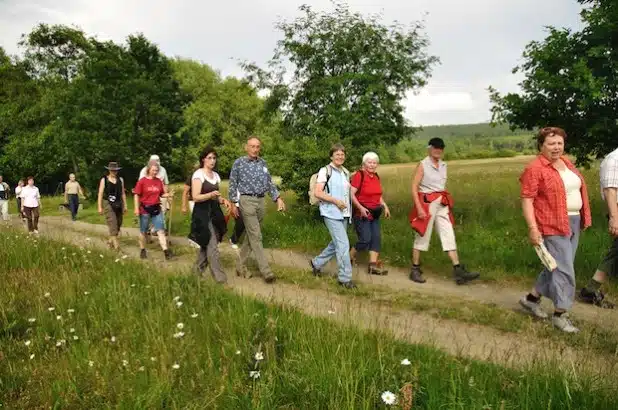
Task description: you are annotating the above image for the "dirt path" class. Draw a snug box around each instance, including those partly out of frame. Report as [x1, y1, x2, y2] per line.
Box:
[38, 216, 618, 332]
[10, 216, 618, 378]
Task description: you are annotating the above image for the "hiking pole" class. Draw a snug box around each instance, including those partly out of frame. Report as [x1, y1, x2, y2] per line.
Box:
[167, 191, 174, 246]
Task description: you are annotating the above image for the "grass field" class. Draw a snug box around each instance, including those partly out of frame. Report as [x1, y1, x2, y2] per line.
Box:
[2, 230, 618, 409]
[40, 155, 615, 288]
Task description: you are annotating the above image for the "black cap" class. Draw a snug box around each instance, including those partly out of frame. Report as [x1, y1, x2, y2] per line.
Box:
[428, 138, 445, 149]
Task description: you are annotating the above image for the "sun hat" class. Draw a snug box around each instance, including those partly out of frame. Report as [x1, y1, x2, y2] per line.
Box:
[104, 161, 122, 171]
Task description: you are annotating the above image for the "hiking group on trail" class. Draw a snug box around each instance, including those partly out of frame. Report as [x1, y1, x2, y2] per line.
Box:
[1, 129, 616, 333]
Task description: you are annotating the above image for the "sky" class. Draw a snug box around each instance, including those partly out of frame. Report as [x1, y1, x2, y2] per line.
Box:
[0, 0, 584, 126]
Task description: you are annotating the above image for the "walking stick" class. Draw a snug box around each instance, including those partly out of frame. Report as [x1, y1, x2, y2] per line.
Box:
[167, 192, 174, 246]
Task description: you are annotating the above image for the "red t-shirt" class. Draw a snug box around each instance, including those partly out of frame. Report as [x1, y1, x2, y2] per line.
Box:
[351, 170, 382, 216]
[134, 177, 164, 215]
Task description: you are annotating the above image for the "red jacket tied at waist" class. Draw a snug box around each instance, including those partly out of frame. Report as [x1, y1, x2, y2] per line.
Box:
[409, 191, 455, 236]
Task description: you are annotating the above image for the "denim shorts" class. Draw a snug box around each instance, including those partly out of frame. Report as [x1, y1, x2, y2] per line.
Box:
[139, 212, 165, 233]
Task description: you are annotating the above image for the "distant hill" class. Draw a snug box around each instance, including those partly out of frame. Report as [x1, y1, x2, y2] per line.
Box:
[411, 123, 530, 139]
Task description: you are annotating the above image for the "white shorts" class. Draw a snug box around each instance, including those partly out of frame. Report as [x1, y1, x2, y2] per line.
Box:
[413, 197, 457, 252]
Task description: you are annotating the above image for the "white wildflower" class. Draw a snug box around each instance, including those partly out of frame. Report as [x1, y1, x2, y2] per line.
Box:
[88, 360, 94, 367]
[28, 318, 36, 323]
[173, 332, 185, 339]
[176, 301, 183, 308]
[67, 309, 75, 314]
[249, 370, 260, 379]
[87, 250, 91, 254]
[99, 254, 104, 258]
[138, 366, 145, 372]
[122, 360, 128, 367]
[48, 307, 55, 312]
[254, 352, 264, 361]
[69, 328, 75, 333]
[61, 247, 66, 251]
[381, 391, 397, 406]
[121, 255, 128, 260]
[29, 353, 35, 360]
[84, 291, 90, 295]
[401, 358, 411, 366]
[190, 313, 198, 318]
[150, 357, 157, 362]
[24, 340, 31, 347]
[468, 376, 476, 387]
[86, 238, 91, 242]
[173, 296, 181, 301]
[56, 315, 62, 320]
[176, 323, 184, 330]
[44, 292, 50, 298]
[235, 350, 241, 355]
[172, 363, 180, 369]
[73, 335, 79, 340]
[130, 284, 136, 288]
[110, 336, 116, 343]
[327, 310, 335, 315]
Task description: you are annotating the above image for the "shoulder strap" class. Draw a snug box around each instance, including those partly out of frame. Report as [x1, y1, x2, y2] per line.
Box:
[356, 170, 365, 196]
[324, 165, 333, 194]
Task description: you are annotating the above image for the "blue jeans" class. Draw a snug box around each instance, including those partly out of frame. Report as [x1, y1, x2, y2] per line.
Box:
[312, 217, 352, 283]
[68, 194, 79, 220]
[353, 217, 381, 252]
[139, 212, 165, 233]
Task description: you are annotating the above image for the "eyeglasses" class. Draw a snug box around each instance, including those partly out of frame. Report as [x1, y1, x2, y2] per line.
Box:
[205, 156, 217, 160]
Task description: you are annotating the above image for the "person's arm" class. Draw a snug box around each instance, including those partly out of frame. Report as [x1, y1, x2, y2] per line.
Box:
[350, 172, 370, 218]
[520, 167, 541, 245]
[314, 168, 345, 210]
[192, 178, 220, 203]
[133, 180, 142, 216]
[64, 183, 68, 203]
[97, 178, 105, 214]
[228, 161, 239, 203]
[121, 178, 128, 213]
[411, 163, 425, 217]
[78, 183, 85, 198]
[605, 188, 618, 237]
[36, 188, 42, 210]
[380, 195, 390, 218]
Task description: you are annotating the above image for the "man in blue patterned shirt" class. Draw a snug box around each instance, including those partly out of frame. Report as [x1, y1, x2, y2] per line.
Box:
[229, 136, 286, 283]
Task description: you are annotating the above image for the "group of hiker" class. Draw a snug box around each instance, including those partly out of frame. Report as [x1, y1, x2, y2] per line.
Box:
[0, 129, 615, 334]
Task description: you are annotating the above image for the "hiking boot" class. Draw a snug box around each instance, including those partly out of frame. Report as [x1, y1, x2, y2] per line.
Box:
[519, 296, 548, 319]
[552, 314, 579, 333]
[338, 280, 357, 289]
[578, 288, 615, 309]
[164, 249, 172, 260]
[453, 265, 479, 285]
[368, 264, 388, 276]
[310, 260, 322, 277]
[140, 249, 147, 259]
[409, 265, 426, 283]
[264, 272, 276, 284]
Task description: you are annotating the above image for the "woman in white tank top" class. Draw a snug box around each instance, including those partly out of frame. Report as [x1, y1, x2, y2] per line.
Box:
[409, 138, 480, 285]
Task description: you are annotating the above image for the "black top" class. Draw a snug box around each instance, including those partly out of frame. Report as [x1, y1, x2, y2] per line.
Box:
[103, 176, 123, 205]
[189, 176, 227, 248]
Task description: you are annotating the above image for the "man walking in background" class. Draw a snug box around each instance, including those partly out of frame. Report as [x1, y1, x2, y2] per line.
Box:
[0, 175, 10, 223]
[229, 136, 286, 283]
[579, 147, 618, 309]
[64, 173, 85, 221]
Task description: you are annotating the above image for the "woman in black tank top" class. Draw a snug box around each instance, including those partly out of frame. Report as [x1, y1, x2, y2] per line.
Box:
[97, 162, 127, 251]
[189, 147, 231, 284]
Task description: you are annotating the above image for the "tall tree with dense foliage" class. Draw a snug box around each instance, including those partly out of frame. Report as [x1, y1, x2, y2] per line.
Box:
[490, 0, 618, 162]
[243, 2, 437, 200]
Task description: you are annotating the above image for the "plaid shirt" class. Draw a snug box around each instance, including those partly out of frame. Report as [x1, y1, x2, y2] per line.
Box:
[600, 148, 618, 201]
[520, 155, 592, 236]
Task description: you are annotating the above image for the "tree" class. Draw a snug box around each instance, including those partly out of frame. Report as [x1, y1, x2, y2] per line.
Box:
[243, 1, 437, 200]
[490, 0, 618, 162]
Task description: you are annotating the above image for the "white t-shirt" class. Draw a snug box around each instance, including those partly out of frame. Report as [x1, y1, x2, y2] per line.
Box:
[192, 169, 221, 185]
[139, 165, 169, 185]
[560, 168, 583, 215]
[15, 186, 22, 196]
[20, 185, 40, 208]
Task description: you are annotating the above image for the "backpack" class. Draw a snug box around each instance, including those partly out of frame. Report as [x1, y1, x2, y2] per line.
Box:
[309, 166, 332, 206]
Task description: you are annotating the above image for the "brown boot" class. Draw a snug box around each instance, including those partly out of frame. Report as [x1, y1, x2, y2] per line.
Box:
[368, 262, 388, 276]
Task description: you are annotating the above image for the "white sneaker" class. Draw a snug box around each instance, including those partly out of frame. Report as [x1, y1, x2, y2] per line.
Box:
[229, 239, 239, 250]
[519, 296, 548, 319]
[552, 314, 579, 333]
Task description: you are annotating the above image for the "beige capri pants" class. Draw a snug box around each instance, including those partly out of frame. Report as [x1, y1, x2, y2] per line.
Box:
[413, 197, 457, 252]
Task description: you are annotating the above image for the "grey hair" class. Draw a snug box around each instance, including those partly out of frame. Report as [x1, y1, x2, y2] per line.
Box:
[362, 151, 379, 165]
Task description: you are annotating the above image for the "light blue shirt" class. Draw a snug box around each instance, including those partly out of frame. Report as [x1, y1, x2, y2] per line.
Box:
[317, 164, 351, 221]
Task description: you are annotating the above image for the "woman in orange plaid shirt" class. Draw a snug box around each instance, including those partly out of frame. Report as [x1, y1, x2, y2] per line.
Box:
[518, 127, 592, 333]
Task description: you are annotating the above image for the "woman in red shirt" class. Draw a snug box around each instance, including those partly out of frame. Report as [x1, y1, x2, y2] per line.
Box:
[518, 127, 592, 333]
[349, 152, 391, 275]
[134, 163, 174, 260]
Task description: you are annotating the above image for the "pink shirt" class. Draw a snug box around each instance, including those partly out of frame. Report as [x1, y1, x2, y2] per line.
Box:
[20, 185, 40, 208]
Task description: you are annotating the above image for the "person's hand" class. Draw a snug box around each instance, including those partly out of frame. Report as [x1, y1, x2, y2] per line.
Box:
[134, 208, 140, 217]
[209, 191, 221, 200]
[359, 207, 370, 219]
[277, 197, 286, 212]
[383, 205, 391, 219]
[123, 206, 128, 215]
[98, 206, 103, 215]
[181, 206, 187, 214]
[221, 199, 231, 209]
[610, 215, 618, 238]
[528, 226, 542, 246]
[417, 207, 427, 220]
[231, 206, 240, 218]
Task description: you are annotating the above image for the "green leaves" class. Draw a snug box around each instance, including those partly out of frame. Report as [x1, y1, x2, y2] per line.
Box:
[491, 0, 618, 164]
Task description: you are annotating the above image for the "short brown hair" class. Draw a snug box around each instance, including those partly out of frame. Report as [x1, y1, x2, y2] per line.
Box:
[329, 143, 345, 157]
[537, 127, 567, 150]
